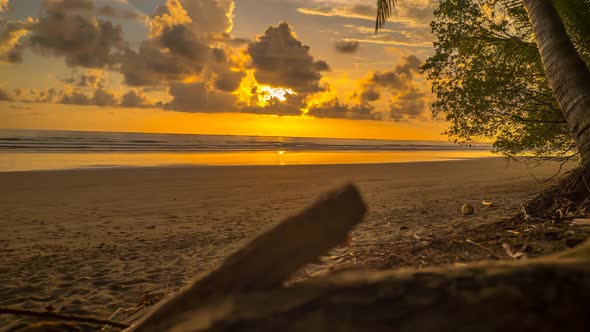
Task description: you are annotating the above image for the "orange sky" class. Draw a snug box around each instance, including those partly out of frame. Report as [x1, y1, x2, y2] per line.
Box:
[0, 0, 442, 140]
[1, 101, 448, 140]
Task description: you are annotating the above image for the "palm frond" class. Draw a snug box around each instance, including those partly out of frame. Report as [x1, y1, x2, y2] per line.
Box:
[375, 0, 397, 33]
[554, 0, 590, 63]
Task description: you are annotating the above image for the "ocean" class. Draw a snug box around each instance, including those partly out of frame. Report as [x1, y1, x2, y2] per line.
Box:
[0, 129, 494, 171]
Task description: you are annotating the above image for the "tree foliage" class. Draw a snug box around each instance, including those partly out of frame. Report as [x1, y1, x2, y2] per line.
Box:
[422, 0, 590, 159]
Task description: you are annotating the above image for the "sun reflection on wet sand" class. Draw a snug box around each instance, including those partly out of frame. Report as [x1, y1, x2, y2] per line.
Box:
[0, 150, 496, 172]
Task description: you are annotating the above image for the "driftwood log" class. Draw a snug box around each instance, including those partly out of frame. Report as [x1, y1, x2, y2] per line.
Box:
[127, 184, 590, 332]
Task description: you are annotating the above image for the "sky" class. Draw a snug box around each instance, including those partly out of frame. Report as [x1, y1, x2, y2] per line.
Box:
[0, 0, 445, 140]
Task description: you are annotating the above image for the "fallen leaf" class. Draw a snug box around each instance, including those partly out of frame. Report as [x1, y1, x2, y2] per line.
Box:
[502, 243, 526, 260]
[481, 200, 495, 207]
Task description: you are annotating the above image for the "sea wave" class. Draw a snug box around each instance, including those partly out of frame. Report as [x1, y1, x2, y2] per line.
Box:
[0, 129, 491, 153]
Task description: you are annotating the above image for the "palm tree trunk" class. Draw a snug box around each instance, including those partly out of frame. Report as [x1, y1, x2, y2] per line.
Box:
[523, 0, 590, 164]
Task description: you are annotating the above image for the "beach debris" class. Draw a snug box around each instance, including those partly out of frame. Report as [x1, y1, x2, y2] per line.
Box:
[140, 292, 164, 306]
[502, 243, 526, 260]
[44, 304, 56, 312]
[461, 204, 475, 216]
[481, 200, 495, 208]
[465, 239, 495, 256]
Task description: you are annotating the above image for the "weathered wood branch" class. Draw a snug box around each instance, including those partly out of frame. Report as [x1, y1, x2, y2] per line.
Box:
[127, 183, 590, 332]
[175, 254, 590, 332]
[128, 183, 367, 331]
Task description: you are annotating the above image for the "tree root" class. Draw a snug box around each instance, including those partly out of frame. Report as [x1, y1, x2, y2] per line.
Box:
[519, 166, 590, 220]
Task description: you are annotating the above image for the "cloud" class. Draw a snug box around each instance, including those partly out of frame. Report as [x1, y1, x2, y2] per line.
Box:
[300, 1, 436, 49]
[60, 90, 91, 105]
[298, 0, 435, 27]
[59, 87, 118, 106]
[166, 82, 236, 112]
[91, 87, 117, 106]
[333, 39, 359, 53]
[0, 87, 14, 101]
[0, 17, 35, 63]
[28, 2, 126, 68]
[62, 73, 103, 88]
[296, 4, 375, 21]
[247, 22, 330, 93]
[0, 0, 10, 13]
[389, 88, 427, 121]
[120, 0, 238, 86]
[213, 70, 245, 92]
[360, 88, 380, 102]
[43, 0, 95, 14]
[120, 90, 152, 108]
[98, 4, 146, 21]
[306, 97, 379, 120]
[120, 41, 203, 86]
[366, 55, 422, 89]
[351, 55, 431, 121]
[149, 0, 234, 38]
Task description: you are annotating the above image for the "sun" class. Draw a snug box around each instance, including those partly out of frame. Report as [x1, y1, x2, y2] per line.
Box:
[258, 85, 296, 106]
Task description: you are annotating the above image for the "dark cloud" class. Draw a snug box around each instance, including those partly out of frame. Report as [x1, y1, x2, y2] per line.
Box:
[166, 82, 236, 112]
[0, 88, 14, 101]
[38, 88, 60, 103]
[367, 55, 423, 90]
[307, 98, 379, 120]
[60, 90, 90, 105]
[213, 70, 245, 92]
[120, 90, 151, 108]
[389, 88, 427, 121]
[28, 6, 126, 68]
[120, 41, 203, 86]
[158, 25, 209, 60]
[91, 87, 117, 106]
[58, 87, 118, 106]
[360, 89, 380, 102]
[352, 55, 430, 121]
[333, 39, 359, 53]
[394, 55, 422, 78]
[247, 22, 329, 93]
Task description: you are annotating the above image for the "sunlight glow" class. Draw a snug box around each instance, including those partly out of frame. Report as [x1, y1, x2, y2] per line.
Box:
[258, 86, 296, 106]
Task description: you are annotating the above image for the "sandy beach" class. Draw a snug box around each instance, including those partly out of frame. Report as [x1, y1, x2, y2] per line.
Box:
[0, 158, 582, 329]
